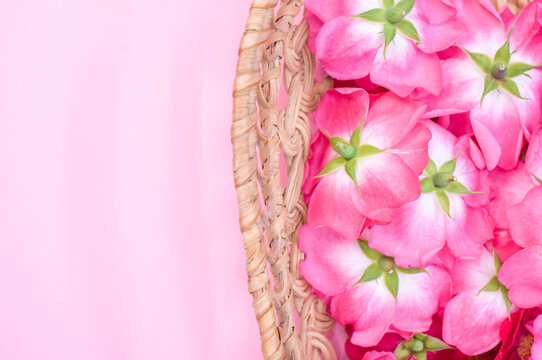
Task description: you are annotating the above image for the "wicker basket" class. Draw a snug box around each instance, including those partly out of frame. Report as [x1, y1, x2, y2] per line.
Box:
[231, 0, 531, 359]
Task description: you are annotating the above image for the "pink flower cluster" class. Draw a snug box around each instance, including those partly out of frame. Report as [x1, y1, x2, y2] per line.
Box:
[299, 0, 542, 359]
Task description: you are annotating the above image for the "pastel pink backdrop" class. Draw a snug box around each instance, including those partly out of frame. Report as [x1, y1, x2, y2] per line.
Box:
[0, 1, 261, 359]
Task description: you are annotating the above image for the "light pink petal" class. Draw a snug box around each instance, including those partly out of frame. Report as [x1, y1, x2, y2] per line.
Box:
[370, 36, 442, 97]
[510, 0, 542, 64]
[512, 71, 542, 139]
[498, 246, 542, 309]
[487, 162, 537, 229]
[316, 18, 382, 81]
[422, 120, 457, 167]
[304, 0, 377, 23]
[393, 266, 452, 333]
[370, 194, 446, 268]
[451, 248, 498, 295]
[354, 152, 421, 216]
[361, 91, 427, 150]
[508, 186, 542, 248]
[390, 123, 431, 175]
[330, 281, 395, 347]
[526, 127, 542, 180]
[532, 315, 542, 360]
[299, 226, 371, 297]
[445, 195, 493, 258]
[362, 351, 395, 360]
[307, 171, 365, 240]
[315, 88, 370, 138]
[443, 290, 509, 356]
[453, 137, 490, 208]
[470, 90, 524, 170]
[416, 57, 483, 118]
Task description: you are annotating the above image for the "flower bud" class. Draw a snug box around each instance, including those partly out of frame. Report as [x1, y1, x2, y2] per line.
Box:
[378, 256, 395, 273]
[386, 7, 405, 24]
[432, 172, 455, 188]
[491, 62, 507, 80]
[330, 137, 357, 160]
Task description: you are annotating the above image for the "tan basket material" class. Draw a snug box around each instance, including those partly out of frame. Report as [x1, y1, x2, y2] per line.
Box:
[232, 0, 532, 359]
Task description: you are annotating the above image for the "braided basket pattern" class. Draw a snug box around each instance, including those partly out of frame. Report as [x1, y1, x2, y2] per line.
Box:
[232, 0, 532, 359]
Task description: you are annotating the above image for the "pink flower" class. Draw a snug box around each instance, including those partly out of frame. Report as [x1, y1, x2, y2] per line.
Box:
[442, 248, 512, 356]
[299, 225, 451, 347]
[305, 0, 465, 96]
[369, 120, 492, 268]
[306, 88, 430, 238]
[498, 246, 542, 309]
[415, 0, 542, 170]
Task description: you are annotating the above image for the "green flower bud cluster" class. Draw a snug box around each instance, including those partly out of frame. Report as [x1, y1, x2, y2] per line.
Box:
[394, 333, 453, 360]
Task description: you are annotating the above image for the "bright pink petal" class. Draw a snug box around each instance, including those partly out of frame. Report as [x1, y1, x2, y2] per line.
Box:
[315, 88, 370, 138]
[390, 123, 431, 175]
[304, 0, 378, 23]
[330, 281, 395, 347]
[362, 351, 395, 360]
[316, 18, 382, 81]
[498, 246, 542, 309]
[508, 186, 542, 248]
[526, 127, 542, 180]
[306, 10, 323, 53]
[370, 194, 446, 268]
[512, 71, 542, 139]
[354, 151, 421, 217]
[393, 266, 452, 332]
[308, 171, 365, 240]
[493, 229, 524, 262]
[443, 290, 509, 356]
[299, 226, 371, 296]
[451, 248, 498, 295]
[361, 92, 427, 151]
[453, 137, 490, 207]
[532, 315, 542, 360]
[370, 36, 442, 97]
[510, 0, 542, 64]
[302, 131, 335, 202]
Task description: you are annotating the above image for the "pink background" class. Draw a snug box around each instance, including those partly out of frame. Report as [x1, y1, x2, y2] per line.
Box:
[0, 1, 262, 359]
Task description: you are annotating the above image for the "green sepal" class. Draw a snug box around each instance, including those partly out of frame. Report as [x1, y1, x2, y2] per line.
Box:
[356, 8, 387, 22]
[481, 76, 499, 106]
[424, 336, 453, 351]
[420, 177, 435, 193]
[501, 78, 528, 100]
[507, 62, 542, 77]
[501, 286, 512, 318]
[462, 48, 493, 73]
[345, 159, 359, 189]
[394, 343, 411, 360]
[350, 123, 362, 148]
[328, 135, 354, 157]
[383, 0, 395, 8]
[384, 270, 399, 303]
[494, 37, 511, 65]
[358, 239, 381, 261]
[425, 159, 438, 176]
[478, 276, 501, 294]
[397, 266, 429, 275]
[397, 19, 420, 43]
[357, 144, 385, 158]
[494, 251, 503, 273]
[396, 0, 415, 14]
[315, 157, 346, 178]
[439, 155, 458, 175]
[435, 189, 452, 219]
[414, 351, 427, 360]
[414, 333, 428, 341]
[444, 181, 478, 194]
[383, 23, 397, 59]
[355, 263, 384, 285]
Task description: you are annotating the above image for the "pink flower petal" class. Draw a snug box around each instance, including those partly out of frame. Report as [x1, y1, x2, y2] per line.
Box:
[508, 186, 542, 248]
[316, 18, 382, 81]
[390, 123, 431, 175]
[330, 281, 395, 347]
[443, 290, 509, 356]
[510, 0, 542, 65]
[299, 225, 372, 297]
[362, 351, 395, 360]
[304, 0, 377, 23]
[532, 315, 542, 360]
[498, 246, 542, 309]
[526, 127, 542, 180]
[451, 248, 498, 295]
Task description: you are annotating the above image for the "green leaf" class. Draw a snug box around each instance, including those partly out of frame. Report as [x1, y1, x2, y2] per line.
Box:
[501, 78, 528, 100]
[424, 336, 453, 351]
[501, 286, 512, 317]
[481, 75, 499, 106]
[345, 159, 359, 189]
[383, 23, 397, 59]
[396, 0, 415, 14]
[507, 62, 542, 77]
[478, 276, 501, 294]
[444, 181, 478, 194]
[356, 8, 387, 22]
[439, 155, 458, 175]
[425, 159, 438, 176]
[384, 270, 399, 302]
[494, 38, 511, 64]
[462, 48, 493, 73]
[383, 0, 395, 8]
[315, 157, 346, 178]
[358, 239, 381, 261]
[394, 343, 411, 360]
[420, 177, 435, 193]
[414, 351, 428, 360]
[397, 19, 420, 43]
[397, 267, 429, 275]
[350, 123, 362, 148]
[355, 263, 384, 285]
[357, 144, 385, 158]
[494, 251, 503, 273]
[435, 189, 452, 219]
